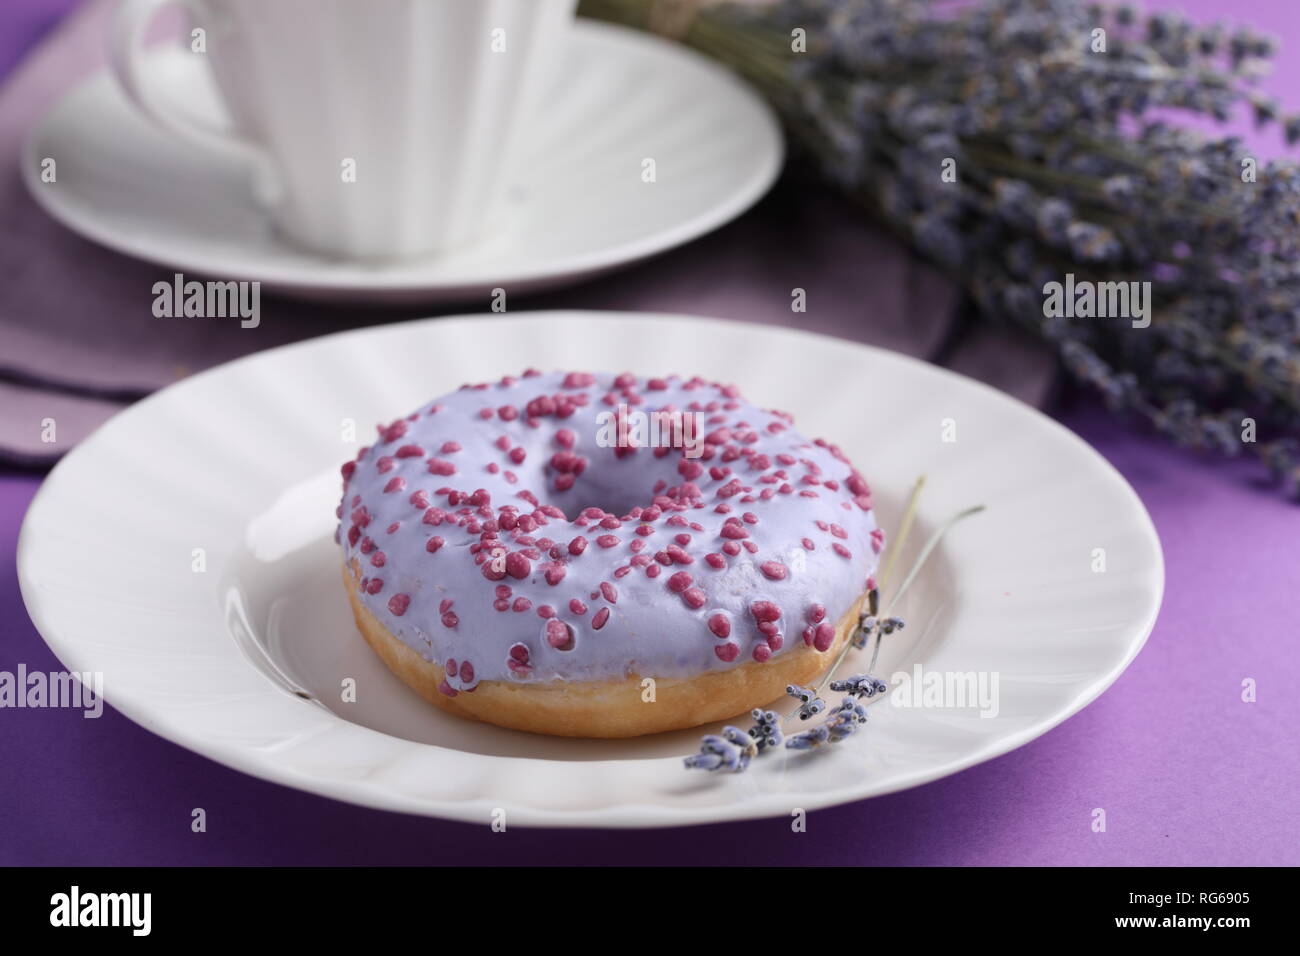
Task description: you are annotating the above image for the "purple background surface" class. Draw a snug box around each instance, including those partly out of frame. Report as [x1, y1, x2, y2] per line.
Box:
[2, 0, 1298, 866]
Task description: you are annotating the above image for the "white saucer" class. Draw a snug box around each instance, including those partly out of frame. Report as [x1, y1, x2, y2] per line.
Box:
[22, 22, 783, 304]
[18, 312, 1164, 827]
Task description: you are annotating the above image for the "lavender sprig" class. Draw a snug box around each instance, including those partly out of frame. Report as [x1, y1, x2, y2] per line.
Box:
[829, 673, 889, 698]
[681, 483, 985, 772]
[683, 726, 757, 773]
[785, 683, 826, 720]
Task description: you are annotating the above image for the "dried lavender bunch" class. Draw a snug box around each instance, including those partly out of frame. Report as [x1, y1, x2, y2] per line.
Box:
[579, 0, 1300, 496]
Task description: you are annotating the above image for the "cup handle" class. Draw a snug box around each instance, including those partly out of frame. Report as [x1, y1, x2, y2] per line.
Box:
[107, 0, 269, 167]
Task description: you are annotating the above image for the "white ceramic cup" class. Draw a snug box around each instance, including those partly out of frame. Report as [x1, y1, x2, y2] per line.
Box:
[108, 0, 576, 260]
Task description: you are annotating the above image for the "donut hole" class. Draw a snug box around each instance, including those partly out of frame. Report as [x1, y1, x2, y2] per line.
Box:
[541, 445, 690, 520]
[552, 471, 650, 520]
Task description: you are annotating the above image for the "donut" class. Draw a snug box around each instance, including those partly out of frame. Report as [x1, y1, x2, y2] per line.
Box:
[336, 370, 883, 738]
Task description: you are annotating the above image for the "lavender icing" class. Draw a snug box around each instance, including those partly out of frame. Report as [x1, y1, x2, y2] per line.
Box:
[336, 371, 881, 694]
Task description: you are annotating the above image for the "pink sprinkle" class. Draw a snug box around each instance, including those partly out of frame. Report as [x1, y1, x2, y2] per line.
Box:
[509, 643, 530, 664]
[383, 477, 406, 494]
[427, 458, 456, 476]
[395, 444, 424, 459]
[667, 544, 693, 564]
[833, 543, 852, 559]
[752, 644, 772, 663]
[682, 587, 707, 609]
[509, 447, 527, 465]
[714, 642, 739, 663]
[751, 601, 781, 623]
[506, 552, 532, 579]
[813, 622, 835, 651]
[440, 599, 455, 613]
[526, 395, 556, 418]
[438, 680, 458, 697]
[592, 607, 611, 630]
[569, 598, 588, 615]
[760, 561, 789, 580]
[370, 551, 386, 568]
[600, 581, 618, 604]
[705, 552, 726, 569]
[537, 604, 556, 619]
[512, 597, 532, 613]
[556, 428, 576, 449]
[667, 571, 693, 593]
[568, 536, 588, 556]
[596, 534, 620, 549]
[802, 538, 816, 550]
[808, 604, 826, 624]
[546, 618, 574, 650]
[708, 613, 731, 638]
[388, 593, 410, 616]
[426, 536, 445, 553]
[442, 611, 459, 628]
[545, 564, 567, 586]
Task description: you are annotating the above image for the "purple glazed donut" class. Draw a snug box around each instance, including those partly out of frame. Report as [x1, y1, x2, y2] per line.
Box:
[337, 370, 882, 737]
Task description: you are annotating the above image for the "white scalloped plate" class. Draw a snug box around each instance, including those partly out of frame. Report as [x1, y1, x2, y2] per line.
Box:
[22, 21, 782, 304]
[18, 312, 1163, 827]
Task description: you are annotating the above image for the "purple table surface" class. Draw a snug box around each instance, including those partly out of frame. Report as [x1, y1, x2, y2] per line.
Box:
[2, 0, 1298, 866]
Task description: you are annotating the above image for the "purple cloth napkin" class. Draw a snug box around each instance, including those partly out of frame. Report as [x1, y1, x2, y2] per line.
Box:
[0, 0, 1059, 464]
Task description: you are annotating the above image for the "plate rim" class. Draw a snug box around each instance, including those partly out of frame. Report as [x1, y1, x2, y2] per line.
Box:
[17, 311, 1165, 827]
[20, 19, 785, 301]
